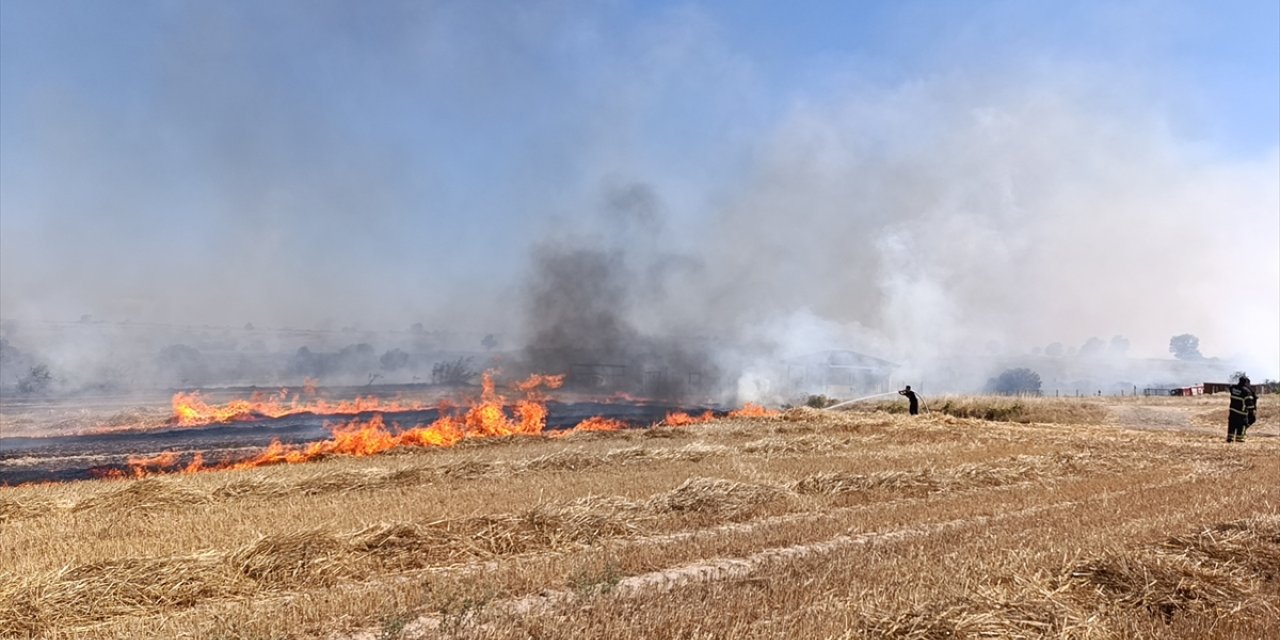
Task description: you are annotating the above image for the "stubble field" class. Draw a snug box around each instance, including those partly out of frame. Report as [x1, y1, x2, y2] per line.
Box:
[2, 395, 1277, 639]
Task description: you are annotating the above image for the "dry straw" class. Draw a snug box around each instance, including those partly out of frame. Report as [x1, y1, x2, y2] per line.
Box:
[3, 401, 1276, 638]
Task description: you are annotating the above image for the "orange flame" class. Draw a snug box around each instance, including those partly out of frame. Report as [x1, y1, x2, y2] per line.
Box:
[169, 389, 432, 427]
[107, 371, 578, 478]
[516, 373, 565, 392]
[96, 451, 184, 479]
[114, 408, 514, 478]
[571, 416, 627, 432]
[728, 403, 780, 418]
[167, 372, 644, 430]
[94, 379, 777, 481]
[397, 415, 465, 448]
[183, 452, 205, 474]
[662, 410, 715, 427]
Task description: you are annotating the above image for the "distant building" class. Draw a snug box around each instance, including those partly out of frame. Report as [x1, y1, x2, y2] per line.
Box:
[782, 350, 898, 398]
[1203, 381, 1278, 395]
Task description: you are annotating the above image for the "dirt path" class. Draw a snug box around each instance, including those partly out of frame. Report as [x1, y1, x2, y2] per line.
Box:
[1106, 401, 1280, 439]
[1105, 403, 1209, 433]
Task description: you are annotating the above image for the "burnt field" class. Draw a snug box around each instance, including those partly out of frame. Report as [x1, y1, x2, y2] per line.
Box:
[0, 401, 714, 485]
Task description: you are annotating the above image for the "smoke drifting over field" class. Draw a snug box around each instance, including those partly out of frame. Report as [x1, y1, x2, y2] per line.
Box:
[2, 2, 1277, 395]
[698, 82, 1280, 385]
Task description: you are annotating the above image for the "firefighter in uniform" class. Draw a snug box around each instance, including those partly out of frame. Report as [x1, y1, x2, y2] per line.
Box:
[899, 385, 920, 416]
[1227, 375, 1257, 442]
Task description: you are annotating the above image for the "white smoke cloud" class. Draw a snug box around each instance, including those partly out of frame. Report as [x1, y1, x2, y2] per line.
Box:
[685, 77, 1279, 384]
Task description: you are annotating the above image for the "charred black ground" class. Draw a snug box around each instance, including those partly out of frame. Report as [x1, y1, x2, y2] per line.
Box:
[0, 400, 720, 484]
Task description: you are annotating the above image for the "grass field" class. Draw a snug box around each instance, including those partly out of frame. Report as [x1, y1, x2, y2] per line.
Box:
[2, 396, 1277, 639]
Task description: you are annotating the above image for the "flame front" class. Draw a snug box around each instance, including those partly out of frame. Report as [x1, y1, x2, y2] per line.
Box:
[95, 374, 778, 480]
[570, 416, 627, 432]
[662, 410, 716, 426]
[515, 373, 565, 392]
[728, 403, 781, 418]
[169, 389, 430, 427]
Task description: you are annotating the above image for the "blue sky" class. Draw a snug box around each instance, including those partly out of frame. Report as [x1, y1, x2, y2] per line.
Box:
[1, 0, 1277, 364]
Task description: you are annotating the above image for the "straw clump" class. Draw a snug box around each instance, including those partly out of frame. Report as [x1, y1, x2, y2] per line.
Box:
[646, 477, 793, 518]
[641, 425, 693, 439]
[1159, 516, 1280, 579]
[791, 459, 1054, 496]
[0, 496, 56, 523]
[0, 554, 236, 638]
[348, 522, 472, 570]
[346, 500, 646, 569]
[854, 593, 1093, 640]
[438, 459, 498, 479]
[853, 516, 1280, 639]
[229, 531, 349, 587]
[294, 468, 407, 495]
[502, 502, 645, 548]
[651, 443, 732, 462]
[211, 476, 293, 499]
[518, 450, 615, 473]
[740, 435, 848, 456]
[1065, 515, 1280, 620]
[72, 478, 212, 513]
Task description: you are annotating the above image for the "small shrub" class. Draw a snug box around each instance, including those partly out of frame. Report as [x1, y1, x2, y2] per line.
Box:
[805, 394, 834, 408]
[431, 357, 476, 386]
[17, 364, 53, 395]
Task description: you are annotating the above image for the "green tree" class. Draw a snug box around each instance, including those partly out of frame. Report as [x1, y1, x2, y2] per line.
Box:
[1108, 335, 1130, 355]
[986, 368, 1042, 396]
[1169, 334, 1202, 360]
[1079, 337, 1106, 358]
[157, 344, 208, 385]
[17, 364, 53, 394]
[380, 348, 410, 372]
[432, 357, 476, 386]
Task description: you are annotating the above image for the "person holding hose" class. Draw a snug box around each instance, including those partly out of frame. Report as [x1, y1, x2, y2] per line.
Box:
[899, 385, 920, 416]
[1227, 375, 1257, 442]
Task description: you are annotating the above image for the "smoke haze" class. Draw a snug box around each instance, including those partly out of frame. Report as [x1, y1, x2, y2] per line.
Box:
[2, 1, 1277, 395]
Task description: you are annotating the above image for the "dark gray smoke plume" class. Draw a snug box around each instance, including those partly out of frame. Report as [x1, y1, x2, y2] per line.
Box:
[523, 183, 721, 400]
